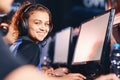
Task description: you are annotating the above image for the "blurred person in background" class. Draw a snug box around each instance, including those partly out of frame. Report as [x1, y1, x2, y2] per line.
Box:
[0, 0, 31, 79]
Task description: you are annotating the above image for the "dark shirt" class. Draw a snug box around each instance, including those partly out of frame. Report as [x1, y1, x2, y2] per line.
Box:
[16, 36, 40, 66]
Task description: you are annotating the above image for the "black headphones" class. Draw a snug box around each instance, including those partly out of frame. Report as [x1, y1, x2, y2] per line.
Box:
[18, 4, 33, 36]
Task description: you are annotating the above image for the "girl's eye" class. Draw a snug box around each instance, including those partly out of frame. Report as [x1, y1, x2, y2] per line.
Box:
[35, 22, 40, 24]
[45, 23, 50, 28]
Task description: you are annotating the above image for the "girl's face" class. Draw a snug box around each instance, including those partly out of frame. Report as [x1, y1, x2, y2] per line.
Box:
[28, 11, 50, 43]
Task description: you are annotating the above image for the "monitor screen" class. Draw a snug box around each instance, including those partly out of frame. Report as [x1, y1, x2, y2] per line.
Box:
[53, 27, 72, 64]
[72, 9, 115, 64]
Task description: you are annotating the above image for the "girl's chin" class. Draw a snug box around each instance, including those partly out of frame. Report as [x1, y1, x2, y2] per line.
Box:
[36, 36, 46, 41]
[38, 38, 45, 41]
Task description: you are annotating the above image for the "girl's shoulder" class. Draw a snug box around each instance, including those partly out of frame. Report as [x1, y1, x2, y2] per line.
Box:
[9, 38, 23, 54]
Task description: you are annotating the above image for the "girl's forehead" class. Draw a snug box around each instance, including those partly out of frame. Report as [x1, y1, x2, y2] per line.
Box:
[28, 11, 49, 20]
[29, 10, 48, 15]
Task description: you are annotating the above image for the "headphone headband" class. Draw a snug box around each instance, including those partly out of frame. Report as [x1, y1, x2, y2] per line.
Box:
[18, 4, 33, 36]
[23, 4, 33, 13]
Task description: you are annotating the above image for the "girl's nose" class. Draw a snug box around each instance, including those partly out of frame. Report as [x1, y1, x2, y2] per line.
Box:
[39, 24, 46, 30]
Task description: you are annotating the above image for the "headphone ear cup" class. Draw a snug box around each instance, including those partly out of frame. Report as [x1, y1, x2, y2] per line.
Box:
[18, 18, 28, 36]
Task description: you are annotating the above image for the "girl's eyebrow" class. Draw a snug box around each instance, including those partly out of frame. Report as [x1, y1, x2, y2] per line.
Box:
[34, 19, 49, 23]
[34, 19, 41, 21]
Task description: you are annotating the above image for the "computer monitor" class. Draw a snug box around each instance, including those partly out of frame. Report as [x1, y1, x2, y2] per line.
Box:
[53, 27, 72, 64]
[72, 8, 115, 65]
